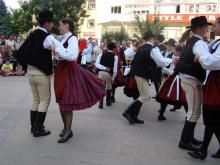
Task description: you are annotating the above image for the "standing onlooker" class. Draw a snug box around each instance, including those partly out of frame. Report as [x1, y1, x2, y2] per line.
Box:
[5, 34, 16, 52]
[124, 41, 136, 65]
[91, 40, 101, 65]
[0, 33, 5, 45]
[82, 38, 93, 64]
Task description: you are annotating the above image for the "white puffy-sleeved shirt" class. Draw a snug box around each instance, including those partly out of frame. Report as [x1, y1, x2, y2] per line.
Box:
[54, 32, 79, 61]
[198, 39, 220, 70]
[124, 47, 136, 61]
[149, 42, 172, 68]
[35, 27, 60, 50]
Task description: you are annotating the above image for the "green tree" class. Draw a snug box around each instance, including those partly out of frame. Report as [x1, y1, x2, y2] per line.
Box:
[0, 0, 9, 34]
[102, 27, 130, 42]
[0, 0, 7, 17]
[133, 15, 166, 39]
[2, 0, 87, 34]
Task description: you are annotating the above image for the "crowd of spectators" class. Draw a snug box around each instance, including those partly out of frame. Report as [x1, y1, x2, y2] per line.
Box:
[0, 33, 25, 76]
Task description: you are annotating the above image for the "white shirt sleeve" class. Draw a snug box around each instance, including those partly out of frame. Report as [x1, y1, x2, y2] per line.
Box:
[43, 35, 60, 50]
[199, 46, 220, 70]
[150, 47, 172, 67]
[95, 54, 106, 70]
[54, 36, 79, 61]
[112, 56, 118, 80]
[193, 40, 209, 56]
[162, 67, 174, 75]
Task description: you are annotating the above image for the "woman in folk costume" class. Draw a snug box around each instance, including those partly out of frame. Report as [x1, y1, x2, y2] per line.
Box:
[188, 18, 220, 160]
[111, 45, 124, 103]
[52, 18, 106, 143]
[156, 45, 188, 121]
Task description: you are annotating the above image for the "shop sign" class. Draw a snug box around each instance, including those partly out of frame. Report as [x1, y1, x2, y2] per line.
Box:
[83, 32, 96, 37]
[148, 14, 220, 22]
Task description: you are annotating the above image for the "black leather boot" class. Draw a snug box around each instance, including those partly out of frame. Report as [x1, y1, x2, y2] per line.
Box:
[30, 111, 37, 133]
[179, 121, 200, 151]
[132, 100, 144, 124]
[212, 149, 220, 158]
[33, 112, 51, 137]
[188, 151, 207, 160]
[158, 114, 166, 121]
[98, 99, 103, 109]
[111, 88, 115, 103]
[122, 100, 143, 124]
[192, 137, 203, 146]
[158, 103, 167, 121]
[106, 90, 112, 106]
[111, 96, 115, 103]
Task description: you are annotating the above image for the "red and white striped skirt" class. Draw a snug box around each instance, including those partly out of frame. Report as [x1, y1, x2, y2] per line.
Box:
[54, 61, 106, 111]
[156, 74, 187, 105]
[203, 71, 220, 126]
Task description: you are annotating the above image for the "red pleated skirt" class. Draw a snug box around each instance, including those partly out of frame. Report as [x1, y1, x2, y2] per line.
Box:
[203, 71, 220, 126]
[203, 71, 220, 109]
[54, 61, 106, 111]
[156, 75, 187, 105]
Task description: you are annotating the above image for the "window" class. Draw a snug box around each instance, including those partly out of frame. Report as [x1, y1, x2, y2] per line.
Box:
[176, 5, 180, 13]
[87, 19, 95, 29]
[111, 6, 122, 14]
[88, 0, 96, 10]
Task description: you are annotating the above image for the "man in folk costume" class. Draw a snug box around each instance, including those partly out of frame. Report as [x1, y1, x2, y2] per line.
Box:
[188, 17, 220, 160]
[175, 16, 212, 151]
[95, 43, 118, 109]
[122, 31, 174, 124]
[16, 11, 58, 137]
[153, 34, 166, 94]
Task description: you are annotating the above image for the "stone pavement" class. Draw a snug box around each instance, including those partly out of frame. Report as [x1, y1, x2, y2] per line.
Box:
[0, 76, 219, 165]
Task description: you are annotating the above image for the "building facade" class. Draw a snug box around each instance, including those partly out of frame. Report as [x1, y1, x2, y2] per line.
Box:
[80, 0, 220, 41]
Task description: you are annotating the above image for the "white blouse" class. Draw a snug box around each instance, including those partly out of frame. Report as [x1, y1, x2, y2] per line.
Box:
[54, 32, 79, 61]
[199, 42, 220, 70]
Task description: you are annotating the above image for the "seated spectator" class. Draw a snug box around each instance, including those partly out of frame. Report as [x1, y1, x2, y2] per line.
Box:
[15, 62, 25, 76]
[0, 59, 14, 76]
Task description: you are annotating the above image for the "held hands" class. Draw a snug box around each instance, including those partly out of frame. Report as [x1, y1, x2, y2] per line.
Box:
[194, 54, 200, 63]
[105, 67, 111, 72]
[50, 42, 56, 54]
[172, 57, 179, 65]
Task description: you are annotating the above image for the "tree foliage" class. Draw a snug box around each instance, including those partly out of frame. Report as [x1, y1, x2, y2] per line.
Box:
[0, 0, 87, 35]
[0, 0, 7, 17]
[102, 27, 130, 42]
[0, 0, 9, 34]
[133, 15, 166, 39]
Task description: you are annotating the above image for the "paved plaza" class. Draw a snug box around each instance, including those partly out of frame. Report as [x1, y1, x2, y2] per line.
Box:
[0, 76, 219, 165]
